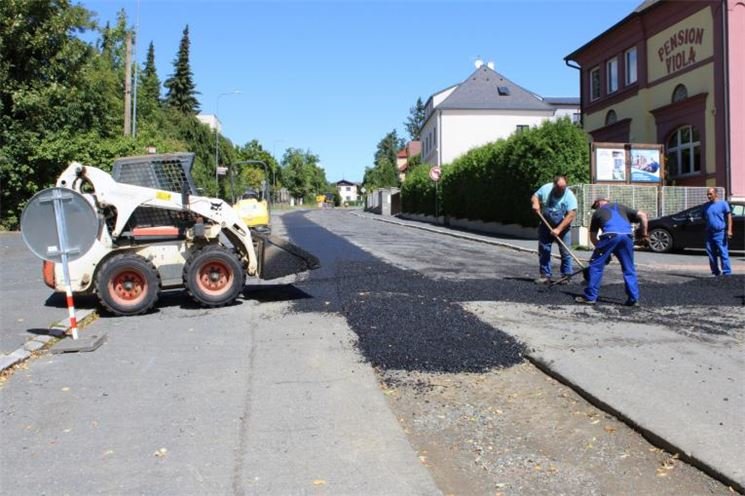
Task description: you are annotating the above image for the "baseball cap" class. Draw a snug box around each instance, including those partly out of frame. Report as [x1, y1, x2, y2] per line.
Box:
[591, 196, 609, 209]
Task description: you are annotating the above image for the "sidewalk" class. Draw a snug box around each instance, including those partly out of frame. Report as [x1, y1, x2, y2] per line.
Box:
[0, 303, 441, 495]
[353, 211, 744, 274]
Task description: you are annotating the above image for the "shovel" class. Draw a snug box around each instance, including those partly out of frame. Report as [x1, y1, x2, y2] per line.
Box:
[536, 210, 590, 285]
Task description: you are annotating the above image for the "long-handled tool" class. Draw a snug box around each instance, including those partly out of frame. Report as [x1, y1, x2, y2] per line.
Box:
[536, 210, 589, 285]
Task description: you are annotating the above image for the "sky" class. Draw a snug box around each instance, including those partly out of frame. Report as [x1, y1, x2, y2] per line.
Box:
[80, 0, 641, 183]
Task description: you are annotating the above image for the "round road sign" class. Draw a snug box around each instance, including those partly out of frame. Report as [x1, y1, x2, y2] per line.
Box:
[21, 187, 98, 263]
[429, 166, 442, 182]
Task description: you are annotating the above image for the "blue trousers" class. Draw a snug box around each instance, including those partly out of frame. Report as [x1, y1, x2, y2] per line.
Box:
[583, 234, 639, 302]
[705, 230, 731, 275]
[538, 224, 573, 278]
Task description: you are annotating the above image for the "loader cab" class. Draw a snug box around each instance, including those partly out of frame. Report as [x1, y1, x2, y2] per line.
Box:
[233, 186, 271, 234]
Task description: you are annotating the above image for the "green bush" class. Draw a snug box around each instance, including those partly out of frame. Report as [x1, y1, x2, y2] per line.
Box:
[401, 164, 438, 215]
[404, 118, 589, 226]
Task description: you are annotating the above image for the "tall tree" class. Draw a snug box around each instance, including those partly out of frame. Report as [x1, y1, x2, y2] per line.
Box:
[137, 42, 161, 119]
[374, 129, 404, 170]
[235, 139, 279, 195]
[404, 97, 425, 141]
[0, 0, 100, 227]
[164, 25, 199, 114]
[363, 129, 403, 189]
[281, 148, 326, 201]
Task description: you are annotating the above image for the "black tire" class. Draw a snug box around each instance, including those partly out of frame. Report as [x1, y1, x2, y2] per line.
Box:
[183, 245, 244, 307]
[96, 253, 160, 316]
[648, 228, 673, 253]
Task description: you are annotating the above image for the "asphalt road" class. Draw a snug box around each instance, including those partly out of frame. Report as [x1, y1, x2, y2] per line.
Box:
[1, 210, 743, 494]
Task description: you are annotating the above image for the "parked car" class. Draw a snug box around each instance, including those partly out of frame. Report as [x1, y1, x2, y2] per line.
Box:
[641, 201, 745, 253]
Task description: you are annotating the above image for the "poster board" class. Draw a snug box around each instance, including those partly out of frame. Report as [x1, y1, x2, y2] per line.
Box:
[591, 143, 664, 184]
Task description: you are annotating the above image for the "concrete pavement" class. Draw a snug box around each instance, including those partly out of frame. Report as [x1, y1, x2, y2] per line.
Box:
[0, 300, 441, 495]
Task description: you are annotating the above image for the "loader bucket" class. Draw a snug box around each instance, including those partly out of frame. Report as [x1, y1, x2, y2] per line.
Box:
[253, 233, 320, 280]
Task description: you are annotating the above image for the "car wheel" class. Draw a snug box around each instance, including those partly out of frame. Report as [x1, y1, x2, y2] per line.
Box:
[96, 253, 160, 316]
[648, 228, 673, 253]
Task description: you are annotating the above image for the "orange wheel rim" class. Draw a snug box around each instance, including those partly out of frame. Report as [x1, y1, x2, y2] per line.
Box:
[196, 260, 233, 296]
[108, 269, 147, 306]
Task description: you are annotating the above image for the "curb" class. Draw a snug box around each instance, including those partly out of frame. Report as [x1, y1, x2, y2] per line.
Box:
[0, 309, 98, 374]
[351, 211, 579, 261]
[524, 352, 743, 494]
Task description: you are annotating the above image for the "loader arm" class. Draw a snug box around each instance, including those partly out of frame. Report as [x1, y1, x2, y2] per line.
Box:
[57, 163, 258, 275]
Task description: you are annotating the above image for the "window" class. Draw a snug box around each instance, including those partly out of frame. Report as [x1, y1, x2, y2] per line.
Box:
[433, 126, 437, 146]
[498, 86, 511, 96]
[572, 112, 581, 124]
[516, 125, 529, 134]
[672, 84, 688, 103]
[625, 47, 637, 85]
[667, 125, 701, 177]
[605, 110, 617, 126]
[590, 67, 600, 101]
[607, 57, 618, 93]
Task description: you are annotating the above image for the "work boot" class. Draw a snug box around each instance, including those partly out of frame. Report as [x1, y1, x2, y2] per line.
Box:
[574, 296, 596, 305]
[534, 276, 551, 285]
[624, 299, 639, 307]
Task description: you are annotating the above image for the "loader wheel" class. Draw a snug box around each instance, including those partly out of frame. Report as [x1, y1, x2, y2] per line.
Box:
[183, 245, 244, 307]
[96, 253, 159, 316]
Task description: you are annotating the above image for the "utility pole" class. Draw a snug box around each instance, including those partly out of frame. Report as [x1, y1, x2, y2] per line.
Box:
[123, 32, 132, 136]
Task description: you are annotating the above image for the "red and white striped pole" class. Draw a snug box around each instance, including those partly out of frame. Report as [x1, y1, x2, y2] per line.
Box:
[64, 285, 79, 340]
[53, 190, 79, 340]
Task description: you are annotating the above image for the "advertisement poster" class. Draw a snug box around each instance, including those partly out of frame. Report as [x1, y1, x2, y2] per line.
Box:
[630, 148, 662, 183]
[595, 147, 626, 182]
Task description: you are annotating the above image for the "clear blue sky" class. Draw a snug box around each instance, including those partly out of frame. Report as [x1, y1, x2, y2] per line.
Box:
[81, 0, 640, 183]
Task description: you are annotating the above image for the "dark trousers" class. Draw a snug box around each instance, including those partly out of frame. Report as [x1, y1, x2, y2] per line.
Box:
[583, 234, 639, 302]
[537, 224, 572, 278]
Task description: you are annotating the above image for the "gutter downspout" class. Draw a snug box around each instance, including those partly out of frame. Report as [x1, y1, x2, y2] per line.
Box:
[565, 59, 583, 128]
[437, 109, 442, 167]
[721, 0, 732, 198]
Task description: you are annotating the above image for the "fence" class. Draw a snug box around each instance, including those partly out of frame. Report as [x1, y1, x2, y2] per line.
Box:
[570, 184, 722, 227]
[364, 188, 401, 216]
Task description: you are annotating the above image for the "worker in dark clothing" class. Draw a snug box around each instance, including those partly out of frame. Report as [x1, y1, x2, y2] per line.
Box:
[575, 196, 649, 306]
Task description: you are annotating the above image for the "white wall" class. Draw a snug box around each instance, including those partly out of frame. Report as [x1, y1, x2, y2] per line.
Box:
[439, 110, 553, 165]
[337, 185, 358, 202]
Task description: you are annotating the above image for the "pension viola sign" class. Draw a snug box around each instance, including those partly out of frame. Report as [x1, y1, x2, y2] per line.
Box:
[657, 27, 704, 75]
[648, 10, 713, 82]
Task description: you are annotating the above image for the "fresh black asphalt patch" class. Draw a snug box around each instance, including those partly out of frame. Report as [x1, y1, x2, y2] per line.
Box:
[282, 211, 743, 373]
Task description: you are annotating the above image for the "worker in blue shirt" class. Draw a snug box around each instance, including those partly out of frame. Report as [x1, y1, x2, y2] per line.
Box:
[530, 175, 577, 284]
[575, 196, 649, 306]
[703, 188, 733, 276]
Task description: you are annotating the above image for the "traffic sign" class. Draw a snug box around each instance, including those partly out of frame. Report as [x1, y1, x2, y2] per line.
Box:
[429, 166, 442, 182]
[21, 187, 98, 340]
[21, 188, 97, 263]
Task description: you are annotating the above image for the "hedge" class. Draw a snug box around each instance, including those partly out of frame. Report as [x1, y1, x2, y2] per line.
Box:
[402, 118, 590, 226]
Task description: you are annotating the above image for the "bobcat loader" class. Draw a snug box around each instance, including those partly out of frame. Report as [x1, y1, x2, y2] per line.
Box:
[41, 153, 319, 316]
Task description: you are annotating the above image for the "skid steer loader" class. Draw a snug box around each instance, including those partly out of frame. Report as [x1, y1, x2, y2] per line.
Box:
[41, 153, 319, 316]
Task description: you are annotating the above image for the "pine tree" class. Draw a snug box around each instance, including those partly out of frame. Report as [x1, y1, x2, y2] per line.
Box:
[404, 97, 425, 141]
[138, 41, 161, 119]
[164, 25, 199, 114]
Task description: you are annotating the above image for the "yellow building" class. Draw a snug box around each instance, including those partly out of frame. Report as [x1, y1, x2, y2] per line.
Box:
[566, 0, 744, 199]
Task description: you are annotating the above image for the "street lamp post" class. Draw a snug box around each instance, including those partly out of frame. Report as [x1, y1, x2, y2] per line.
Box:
[214, 90, 240, 194]
[271, 140, 284, 198]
